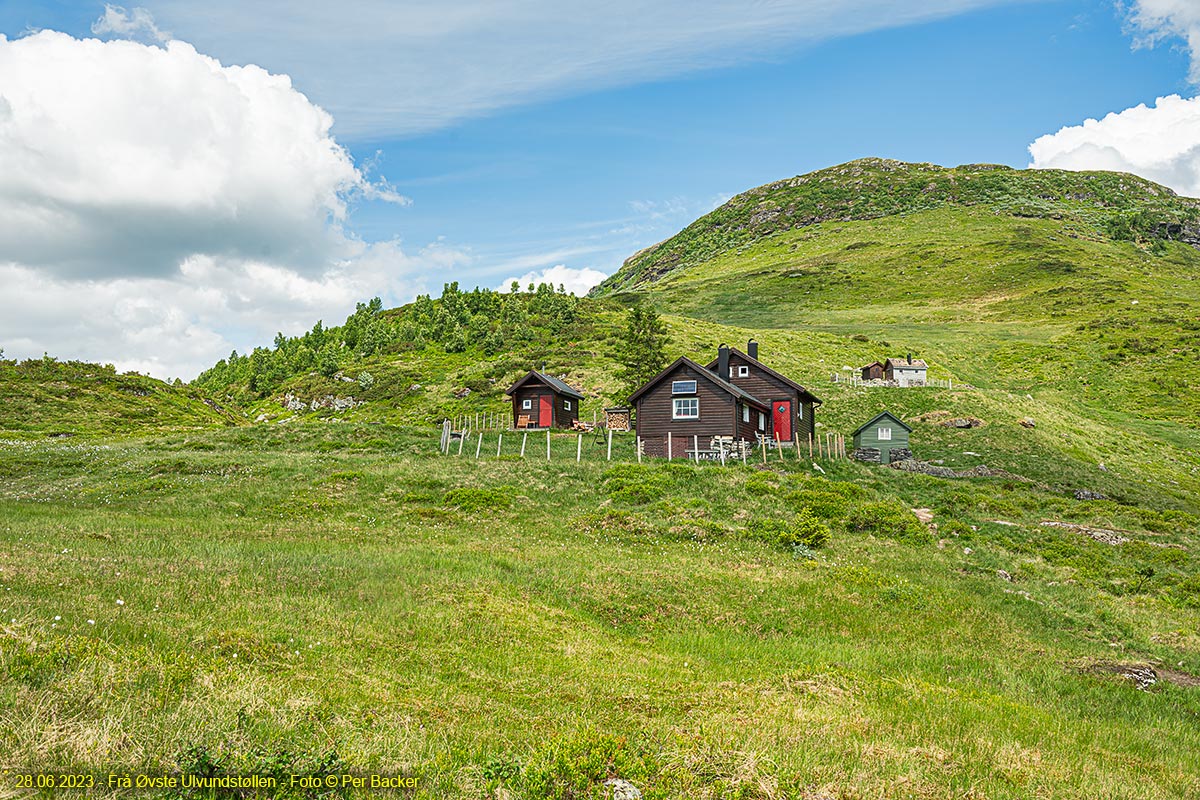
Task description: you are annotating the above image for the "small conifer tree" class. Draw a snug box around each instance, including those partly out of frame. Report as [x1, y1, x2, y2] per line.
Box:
[614, 304, 670, 402]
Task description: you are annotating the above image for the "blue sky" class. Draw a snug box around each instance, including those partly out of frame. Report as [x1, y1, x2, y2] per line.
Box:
[1, 0, 1198, 377]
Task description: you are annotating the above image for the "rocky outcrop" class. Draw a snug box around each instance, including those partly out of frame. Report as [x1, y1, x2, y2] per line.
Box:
[889, 459, 1030, 481]
[603, 779, 642, 800]
[280, 393, 360, 412]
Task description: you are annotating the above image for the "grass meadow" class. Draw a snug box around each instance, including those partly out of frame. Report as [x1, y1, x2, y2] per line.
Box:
[3, 423, 1199, 799]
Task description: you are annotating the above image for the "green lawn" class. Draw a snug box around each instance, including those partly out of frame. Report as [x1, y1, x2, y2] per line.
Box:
[3, 424, 1198, 798]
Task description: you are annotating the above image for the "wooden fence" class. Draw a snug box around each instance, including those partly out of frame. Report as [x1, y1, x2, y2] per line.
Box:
[447, 408, 615, 434]
[439, 421, 850, 465]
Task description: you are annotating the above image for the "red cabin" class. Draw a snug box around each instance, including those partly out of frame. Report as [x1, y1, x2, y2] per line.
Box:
[505, 371, 584, 430]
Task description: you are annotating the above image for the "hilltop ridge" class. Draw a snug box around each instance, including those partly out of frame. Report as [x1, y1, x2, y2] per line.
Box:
[594, 158, 1200, 294]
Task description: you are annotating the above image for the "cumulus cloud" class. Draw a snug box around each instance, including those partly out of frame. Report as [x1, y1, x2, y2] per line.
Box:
[91, 4, 170, 43]
[0, 30, 403, 280]
[499, 265, 609, 296]
[1029, 94, 1200, 196]
[0, 30, 437, 379]
[144, 0, 1023, 137]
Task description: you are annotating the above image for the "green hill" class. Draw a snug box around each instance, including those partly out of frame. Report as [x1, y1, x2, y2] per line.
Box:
[0, 357, 243, 439]
[595, 158, 1200, 294]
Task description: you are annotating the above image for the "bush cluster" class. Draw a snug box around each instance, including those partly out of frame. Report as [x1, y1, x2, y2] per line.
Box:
[194, 282, 582, 399]
[846, 501, 933, 544]
[746, 509, 831, 550]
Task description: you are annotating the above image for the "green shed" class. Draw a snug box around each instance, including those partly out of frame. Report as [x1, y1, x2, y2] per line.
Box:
[852, 411, 913, 465]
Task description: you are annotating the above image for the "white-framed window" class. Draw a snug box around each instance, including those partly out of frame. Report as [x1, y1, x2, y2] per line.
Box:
[671, 380, 697, 394]
[673, 398, 699, 419]
[564, 399, 572, 411]
[878, 427, 892, 441]
[522, 399, 532, 410]
[737, 365, 749, 377]
[797, 404, 804, 420]
[758, 412, 766, 430]
[742, 405, 750, 423]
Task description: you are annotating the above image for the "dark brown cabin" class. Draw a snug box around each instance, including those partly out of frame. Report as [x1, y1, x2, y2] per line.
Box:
[628, 356, 770, 459]
[505, 371, 583, 430]
[860, 361, 885, 381]
[705, 341, 822, 447]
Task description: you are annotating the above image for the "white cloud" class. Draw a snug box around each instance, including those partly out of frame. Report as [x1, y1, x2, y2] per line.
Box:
[0, 30, 404, 280]
[499, 265, 608, 296]
[91, 4, 170, 43]
[1126, 0, 1200, 82]
[1029, 94, 1200, 196]
[0, 240, 470, 380]
[142, 0, 1027, 138]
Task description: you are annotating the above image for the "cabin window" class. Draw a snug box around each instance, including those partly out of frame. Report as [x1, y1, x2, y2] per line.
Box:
[671, 380, 697, 395]
[522, 399, 532, 410]
[797, 404, 804, 420]
[742, 405, 750, 423]
[673, 398, 699, 419]
[564, 400, 572, 411]
[758, 412, 766, 430]
[878, 427, 892, 441]
[737, 365, 749, 377]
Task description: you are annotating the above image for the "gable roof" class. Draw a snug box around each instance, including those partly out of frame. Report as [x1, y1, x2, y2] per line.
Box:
[504, 370, 585, 400]
[627, 356, 770, 410]
[852, 410, 913, 436]
[884, 357, 928, 370]
[860, 361, 884, 369]
[704, 347, 822, 405]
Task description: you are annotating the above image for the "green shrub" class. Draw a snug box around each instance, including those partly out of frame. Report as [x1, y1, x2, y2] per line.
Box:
[787, 488, 849, 521]
[1122, 540, 1190, 568]
[519, 730, 656, 800]
[846, 502, 933, 544]
[938, 518, 975, 540]
[442, 486, 513, 512]
[745, 473, 779, 496]
[1168, 574, 1200, 608]
[747, 508, 830, 549]
[602, 464, 670, 504]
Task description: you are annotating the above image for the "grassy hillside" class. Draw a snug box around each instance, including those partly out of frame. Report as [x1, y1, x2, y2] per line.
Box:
[596, 158, 1200, 294]
[0, 357, 243, 439]
[2, 425, 1199, 798]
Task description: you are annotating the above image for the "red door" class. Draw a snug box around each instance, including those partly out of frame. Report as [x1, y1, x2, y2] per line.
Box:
[772, 400, 792, 441]
[538, 395, 553, 428]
